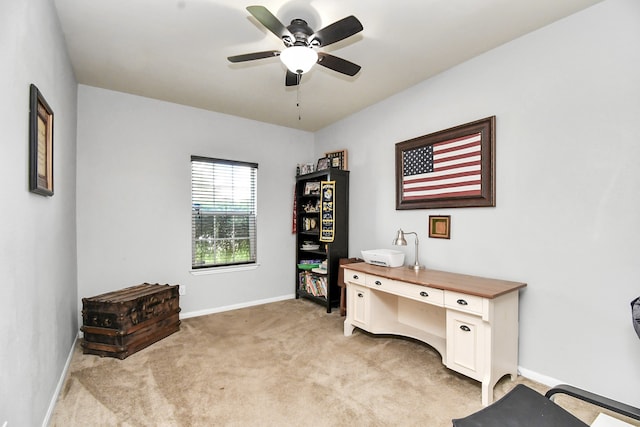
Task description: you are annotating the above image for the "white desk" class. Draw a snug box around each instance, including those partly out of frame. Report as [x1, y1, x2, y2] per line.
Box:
[342, 262, 526, 406]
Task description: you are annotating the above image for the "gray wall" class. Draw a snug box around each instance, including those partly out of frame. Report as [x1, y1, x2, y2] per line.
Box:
[76, 85, 313, 318]
[316, 0, 640, 407]
[0, 0, 78, 425]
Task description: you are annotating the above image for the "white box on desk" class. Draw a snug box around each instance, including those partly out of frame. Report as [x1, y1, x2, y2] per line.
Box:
[361, 249, 405, 267]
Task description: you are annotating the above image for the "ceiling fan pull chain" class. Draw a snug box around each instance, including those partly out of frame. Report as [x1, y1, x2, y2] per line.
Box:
[297, 73, 302, 120]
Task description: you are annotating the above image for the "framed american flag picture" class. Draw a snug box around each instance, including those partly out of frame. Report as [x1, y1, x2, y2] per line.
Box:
[395, 116, 495, 209]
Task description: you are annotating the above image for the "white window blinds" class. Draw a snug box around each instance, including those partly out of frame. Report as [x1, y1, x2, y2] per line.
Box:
[191, 156, 258, 269]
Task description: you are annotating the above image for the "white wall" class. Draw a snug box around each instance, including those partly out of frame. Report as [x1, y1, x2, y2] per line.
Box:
[316, 0, 640, 407]
[0, 0, 78, 425]
[76, 86, 313, 317]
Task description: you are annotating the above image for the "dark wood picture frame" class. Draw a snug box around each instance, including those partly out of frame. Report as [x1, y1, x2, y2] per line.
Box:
[316, 157, 330, 171]
[429, 215, 451, 239]
[395, 116, 495, 209]
[29, 84, 54, 196]
[324, 149, 348, 170]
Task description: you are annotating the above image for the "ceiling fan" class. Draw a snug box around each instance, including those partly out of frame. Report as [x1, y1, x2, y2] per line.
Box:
[227, 5, 363, 86]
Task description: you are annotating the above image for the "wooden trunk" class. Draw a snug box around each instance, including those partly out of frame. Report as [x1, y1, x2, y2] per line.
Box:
[81, 283, 181, 359]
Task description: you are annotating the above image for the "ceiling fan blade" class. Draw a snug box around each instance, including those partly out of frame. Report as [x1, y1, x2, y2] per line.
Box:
[311, 15, 363, 47]
[285, 70, 300, 86]
[246, 5, 293, 41]
[227, 50, 280, 63]
[317, 52, 361, 76]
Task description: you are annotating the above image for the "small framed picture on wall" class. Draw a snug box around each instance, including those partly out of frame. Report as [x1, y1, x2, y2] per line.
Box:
[29, 84, 54, 196]
[428, 215, 451, 239]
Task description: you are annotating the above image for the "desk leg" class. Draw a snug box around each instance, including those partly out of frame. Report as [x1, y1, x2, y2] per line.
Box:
[481, 381, 493, 406]
[344, 320, 355, 336]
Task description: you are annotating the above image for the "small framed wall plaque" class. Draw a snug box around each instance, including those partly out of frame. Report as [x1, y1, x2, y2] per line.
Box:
[429, 215, 451, 239]
[29, 84, 54, 196]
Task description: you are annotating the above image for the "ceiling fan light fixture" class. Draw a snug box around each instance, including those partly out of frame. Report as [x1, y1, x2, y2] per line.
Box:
[280, 46, 318, 74]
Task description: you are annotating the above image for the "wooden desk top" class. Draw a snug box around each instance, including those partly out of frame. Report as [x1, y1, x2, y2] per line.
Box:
[341, 262, 526, 299]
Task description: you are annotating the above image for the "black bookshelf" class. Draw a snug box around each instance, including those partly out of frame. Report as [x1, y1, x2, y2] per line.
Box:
[295, 169, 349, 313]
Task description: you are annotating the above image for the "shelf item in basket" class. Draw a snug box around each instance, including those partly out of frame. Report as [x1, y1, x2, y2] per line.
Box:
[298, 258, 322, 270]
[312, 259, 328, 275]
[300, 258, 322, 263]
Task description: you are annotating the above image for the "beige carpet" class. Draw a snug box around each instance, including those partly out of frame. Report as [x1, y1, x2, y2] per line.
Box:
[50, 299, 616, 426]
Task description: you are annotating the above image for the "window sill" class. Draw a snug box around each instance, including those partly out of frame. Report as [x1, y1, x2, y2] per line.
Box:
[190, 263, 260, 275]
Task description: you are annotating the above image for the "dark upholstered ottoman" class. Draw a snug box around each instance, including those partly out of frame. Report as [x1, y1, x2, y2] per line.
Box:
[452, 384, 588, 427]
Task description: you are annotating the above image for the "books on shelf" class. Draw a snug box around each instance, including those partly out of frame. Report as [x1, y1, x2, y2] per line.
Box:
[298, 272, 327, 297]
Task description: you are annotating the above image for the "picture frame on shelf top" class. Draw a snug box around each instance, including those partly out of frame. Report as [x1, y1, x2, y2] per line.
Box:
[324, 149, 348, 170]
[316, 157, 330, 171]
[298, 162, 315, 175]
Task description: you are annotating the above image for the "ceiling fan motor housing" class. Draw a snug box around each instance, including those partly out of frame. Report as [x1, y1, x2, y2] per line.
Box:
[285, 19, 316, 47]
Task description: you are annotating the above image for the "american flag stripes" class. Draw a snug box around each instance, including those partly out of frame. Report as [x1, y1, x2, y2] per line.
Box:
[402, 132, 482, 200]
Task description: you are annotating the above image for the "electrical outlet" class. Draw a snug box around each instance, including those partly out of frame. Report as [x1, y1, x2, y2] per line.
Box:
[178, 285, 186, 296]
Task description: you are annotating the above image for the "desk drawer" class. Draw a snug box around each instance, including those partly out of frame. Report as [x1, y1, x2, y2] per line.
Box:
[365, 274, 394, 289]
[344, 269, 366, 285]
[387, 281, 443, 306]
[365, 274, 444, 306]
[445, 291, 485, 315]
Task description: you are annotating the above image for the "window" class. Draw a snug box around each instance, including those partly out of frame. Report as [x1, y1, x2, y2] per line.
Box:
[191, 156, 257, 269]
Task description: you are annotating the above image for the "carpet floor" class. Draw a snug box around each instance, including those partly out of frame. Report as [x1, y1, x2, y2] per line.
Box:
[51, 298, 609, 426]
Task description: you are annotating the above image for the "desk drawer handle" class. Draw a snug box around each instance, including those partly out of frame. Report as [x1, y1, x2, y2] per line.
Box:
[357, 293, 364, 298]
[374, 280, 382, 286]
[460, 325, 471, 332]
[352, 274, 359, 280]
[419, 291, 429, 297]
[457, 299, 468, 306]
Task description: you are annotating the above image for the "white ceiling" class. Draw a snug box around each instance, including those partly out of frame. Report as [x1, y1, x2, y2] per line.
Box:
[53, 0, 602, 132]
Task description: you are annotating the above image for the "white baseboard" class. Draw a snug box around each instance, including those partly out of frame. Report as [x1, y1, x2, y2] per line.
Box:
[518, 366, 564, 388]
[42, 332, 79, 427]
[180, 294, 295, 319]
